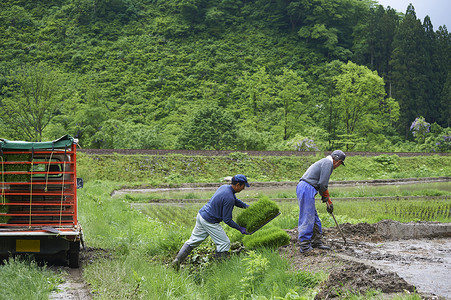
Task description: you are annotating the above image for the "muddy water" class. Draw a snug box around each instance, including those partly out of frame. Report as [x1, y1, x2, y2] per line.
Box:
[337, 238, 451, 298]
[324, 221, 451, 299]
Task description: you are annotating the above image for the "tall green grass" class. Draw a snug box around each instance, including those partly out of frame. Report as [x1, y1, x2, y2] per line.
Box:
[198, 249, 323, 300]
[0, 257, 62, 300]
[83, 253, 202, 299]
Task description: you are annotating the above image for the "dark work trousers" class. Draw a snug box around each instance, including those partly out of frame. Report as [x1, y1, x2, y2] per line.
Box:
[296, 180, 322, 242]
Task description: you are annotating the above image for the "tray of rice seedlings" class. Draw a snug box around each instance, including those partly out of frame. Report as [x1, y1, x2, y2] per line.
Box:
[236, 196, 280, 234]
[2, 154, 31, 182]
[242, 225, 290, 249]
[0, 200, 10, 223]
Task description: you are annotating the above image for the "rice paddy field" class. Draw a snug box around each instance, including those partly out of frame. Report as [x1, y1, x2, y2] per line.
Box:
[124, 181, 451, 229]
[2, 152, 450, 299]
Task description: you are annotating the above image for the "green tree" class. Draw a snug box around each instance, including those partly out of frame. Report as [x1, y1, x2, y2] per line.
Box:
[307, 60, 343, 149]
[236, 66, 275, 133]
[353, 5, 399, 87]
[295, 0, 364, 59]
[422, 16, 444, 125]
[177, 105, 240, 150]
[333, 61, 399, 150]
[274, 68, 310, 140]
[0, 63, 67, 142]
[90, 119, 164, 149]
[389, 4, 428, 138]
[436, 26, 451, 127]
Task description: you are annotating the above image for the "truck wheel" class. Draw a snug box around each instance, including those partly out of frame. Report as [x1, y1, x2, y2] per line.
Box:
[68, 241, 80, 268]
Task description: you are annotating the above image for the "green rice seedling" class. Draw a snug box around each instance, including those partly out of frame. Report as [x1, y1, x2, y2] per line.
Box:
[2, 154, 30, 182]
[326, 197, 451, 223]
[242, 226, 290, 249]
[269, 202, 298, 230]
[0, 200, 10, 223]
[236, 196, 280, 233]
[276, 191, 294, 198]
[139, 203, 201, 227]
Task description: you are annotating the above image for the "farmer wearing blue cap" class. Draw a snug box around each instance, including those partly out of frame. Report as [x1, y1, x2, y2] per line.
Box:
[172, 174, 250, 269]
[297, 150, 346, 253]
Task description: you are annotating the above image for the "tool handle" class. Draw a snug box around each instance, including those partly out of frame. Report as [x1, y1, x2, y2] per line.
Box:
[331, 212, 347, 245]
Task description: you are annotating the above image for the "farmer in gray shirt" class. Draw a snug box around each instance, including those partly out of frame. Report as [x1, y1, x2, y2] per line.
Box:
[297, 150, 346, 252]
[172, 174, 250, 269]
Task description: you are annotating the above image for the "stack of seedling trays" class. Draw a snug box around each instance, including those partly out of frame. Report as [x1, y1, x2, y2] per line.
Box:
[1, 153, 31, 223]
[236, 197, 290, 249]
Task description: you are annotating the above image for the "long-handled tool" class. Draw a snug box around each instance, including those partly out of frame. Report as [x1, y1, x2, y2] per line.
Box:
[330, 211, 347, 245]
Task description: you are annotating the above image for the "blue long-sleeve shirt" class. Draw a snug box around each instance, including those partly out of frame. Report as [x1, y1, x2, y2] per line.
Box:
[199, 185, 248, 230]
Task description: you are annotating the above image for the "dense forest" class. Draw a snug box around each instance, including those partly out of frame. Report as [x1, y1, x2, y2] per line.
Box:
[0, 0, 450, 152]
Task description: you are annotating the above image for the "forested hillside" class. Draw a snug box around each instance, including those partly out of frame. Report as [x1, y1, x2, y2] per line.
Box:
[0, 0, 450, 152]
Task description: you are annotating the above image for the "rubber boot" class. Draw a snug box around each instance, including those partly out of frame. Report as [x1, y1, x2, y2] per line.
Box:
[312, 241, 330, 250]
[172, 243, 192, 270]
[312, 224, 330, 250]
[299, 240, 313, 253]
[214, 251, 230, 261]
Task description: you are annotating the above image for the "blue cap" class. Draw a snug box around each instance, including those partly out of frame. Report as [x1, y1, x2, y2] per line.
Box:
[331, 150, 346, 166]
[232, 174, 250, 187]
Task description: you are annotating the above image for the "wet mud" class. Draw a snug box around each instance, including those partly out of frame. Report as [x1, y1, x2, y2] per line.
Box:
[282, 220, 451, 299]
[49, 267, 92, 300]
[49, 248, 112, 300]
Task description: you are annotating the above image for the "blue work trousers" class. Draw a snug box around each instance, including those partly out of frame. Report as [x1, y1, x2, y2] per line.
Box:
[296, 181, 322, 242]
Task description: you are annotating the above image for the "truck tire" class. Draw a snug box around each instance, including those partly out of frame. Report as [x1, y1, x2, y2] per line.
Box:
[68, 240, 80, 268]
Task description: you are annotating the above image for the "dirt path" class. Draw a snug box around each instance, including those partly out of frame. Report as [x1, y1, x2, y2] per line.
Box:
[281, 220, 451, 299]
[49, 266, 91, 300]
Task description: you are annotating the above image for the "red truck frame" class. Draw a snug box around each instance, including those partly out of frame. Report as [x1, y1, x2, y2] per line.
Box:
[0, 135, 82, 268]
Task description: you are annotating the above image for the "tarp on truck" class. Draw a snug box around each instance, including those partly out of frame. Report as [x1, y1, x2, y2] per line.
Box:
[0, 134, 74, 150]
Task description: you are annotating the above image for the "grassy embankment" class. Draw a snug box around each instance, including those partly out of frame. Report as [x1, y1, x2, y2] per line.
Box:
[1, 153, 449, 299]
[76, 152, 450, 185]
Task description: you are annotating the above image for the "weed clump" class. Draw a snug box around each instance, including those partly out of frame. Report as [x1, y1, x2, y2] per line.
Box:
[236, 196, 280, 233]
[242, 226, 290, 249]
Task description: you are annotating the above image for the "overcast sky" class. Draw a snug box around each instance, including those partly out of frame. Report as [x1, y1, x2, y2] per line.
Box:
[376, 0, 451, 30]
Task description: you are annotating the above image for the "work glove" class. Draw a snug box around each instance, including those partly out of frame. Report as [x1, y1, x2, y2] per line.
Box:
[321, 189, 330, 203]
[326, 198, 334, 214]
[238, 226, 249, 235]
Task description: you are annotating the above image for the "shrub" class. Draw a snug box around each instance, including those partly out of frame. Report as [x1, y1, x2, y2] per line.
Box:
[242, 226, 290, 249]
[373, 154, 399, 172]
[236, 196, 280, 233]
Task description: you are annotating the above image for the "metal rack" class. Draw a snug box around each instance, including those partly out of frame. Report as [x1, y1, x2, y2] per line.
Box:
[0, 138, 82, 267]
